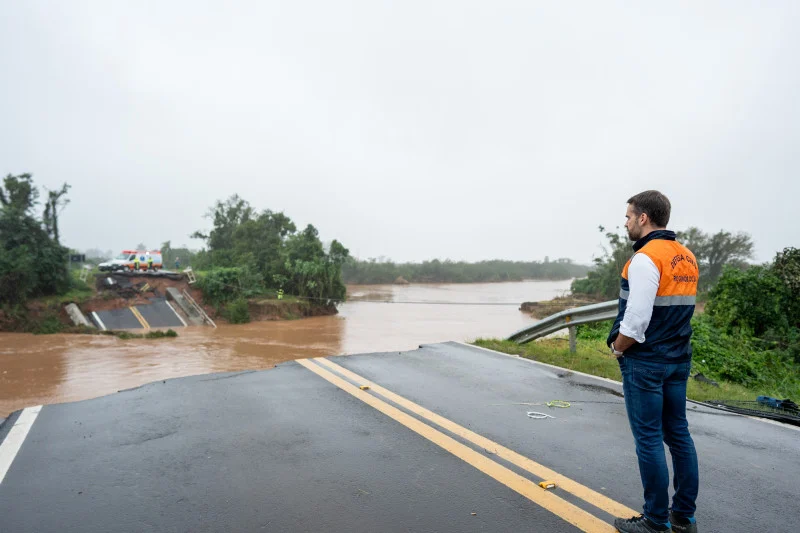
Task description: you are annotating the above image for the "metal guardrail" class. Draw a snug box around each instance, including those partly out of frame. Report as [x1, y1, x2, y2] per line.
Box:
[507, 300, 618, 350]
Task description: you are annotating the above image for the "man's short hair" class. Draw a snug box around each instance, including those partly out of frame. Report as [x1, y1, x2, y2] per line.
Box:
[627, 190, 671, 227]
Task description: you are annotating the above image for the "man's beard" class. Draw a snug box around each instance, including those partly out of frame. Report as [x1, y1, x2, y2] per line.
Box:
[627, 226, 640, 241]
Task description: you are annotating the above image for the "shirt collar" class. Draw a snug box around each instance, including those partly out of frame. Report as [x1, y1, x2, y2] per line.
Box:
[632, 229, 676, 252]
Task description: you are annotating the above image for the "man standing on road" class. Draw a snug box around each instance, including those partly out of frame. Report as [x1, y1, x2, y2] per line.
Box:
[608, 191, 700, 533]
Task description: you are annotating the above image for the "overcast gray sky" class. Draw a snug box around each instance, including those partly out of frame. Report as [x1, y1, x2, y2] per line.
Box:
[1, 1, 797, 264]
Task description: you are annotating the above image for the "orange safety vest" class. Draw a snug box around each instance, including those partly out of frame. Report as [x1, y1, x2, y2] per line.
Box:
[608, 231, 699, 363]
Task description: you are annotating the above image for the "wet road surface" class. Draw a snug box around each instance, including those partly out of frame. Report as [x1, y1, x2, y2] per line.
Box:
[1, 342, 797, 532]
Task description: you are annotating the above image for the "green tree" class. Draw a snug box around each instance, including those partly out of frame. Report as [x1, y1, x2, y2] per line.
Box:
[0, 173, 71, 304]
[773, 247, 800, 328]
[231, 211, 295, 275]
[286, 224, 325, 263]
[322, 240, 350, 301]
[280, 225, 349, 301]
[193, 196, 349, 303]
[676, 227, 753, 290]
[192, 195, 253, 258]
[42, 183, 70, 244]
[0, 173, 38, 214]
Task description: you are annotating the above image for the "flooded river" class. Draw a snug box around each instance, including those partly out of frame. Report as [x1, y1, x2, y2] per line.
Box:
[0, 280, 572, 417]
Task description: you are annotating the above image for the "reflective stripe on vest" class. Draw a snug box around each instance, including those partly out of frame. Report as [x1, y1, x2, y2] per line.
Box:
[622, 290, 697, 306]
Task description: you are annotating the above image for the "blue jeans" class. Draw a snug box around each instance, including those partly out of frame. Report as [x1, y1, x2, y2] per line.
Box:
[618, 356, 699, 525]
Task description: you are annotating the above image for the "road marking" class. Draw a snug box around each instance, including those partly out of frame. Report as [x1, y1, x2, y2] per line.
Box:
[458, 342, 623, 386]
[130, 306, 150, 329]
[92, 312, 107, 331]
[165, 301, 188, 327]
[297, 359, 615, 533]
[315, 357, 636, 519]
[0, 406, 42, 485]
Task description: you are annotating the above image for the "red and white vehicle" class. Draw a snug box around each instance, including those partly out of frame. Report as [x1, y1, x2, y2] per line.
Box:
[98, 250, 163, 272]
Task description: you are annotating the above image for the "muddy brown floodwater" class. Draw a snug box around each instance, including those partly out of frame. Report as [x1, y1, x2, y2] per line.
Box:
[0, 280, 572, 417]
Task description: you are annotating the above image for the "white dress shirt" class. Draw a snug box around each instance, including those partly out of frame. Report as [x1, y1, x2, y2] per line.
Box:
[620, 253, 660, 343]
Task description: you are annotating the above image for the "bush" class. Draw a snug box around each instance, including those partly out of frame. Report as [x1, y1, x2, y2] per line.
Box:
[197, 267, 264, 306]
[68, 274, 92, 293]
[114, 329, 179, 340]
[690, 313, 762, 385]
[576, 319, 614, 341]
[223, 298, 251, 324]
[706, 265, 789, 337]
[691, 313, 800, 395]
[145, 329, 179, 339]
[0, 245, 36, 304]
[576, 315, 799, 395]
[31, 314, 64, 335]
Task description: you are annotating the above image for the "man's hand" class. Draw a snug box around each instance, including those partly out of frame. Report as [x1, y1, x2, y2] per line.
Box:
[611, 333, 637, 357]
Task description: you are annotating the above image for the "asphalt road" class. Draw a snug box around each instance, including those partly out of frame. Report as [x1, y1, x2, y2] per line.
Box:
[92, 301, 185, 331]
[1, 342, 797, 532]
[136, 300, 185, 329]
[92, 307, 142, 330]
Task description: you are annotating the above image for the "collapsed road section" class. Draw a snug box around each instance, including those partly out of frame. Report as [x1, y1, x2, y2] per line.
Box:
[64, 273, 214, 331]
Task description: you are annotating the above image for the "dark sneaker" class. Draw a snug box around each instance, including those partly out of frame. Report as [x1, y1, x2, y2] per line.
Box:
[614, 515, 670, 533]
[669, 511, 698, 533]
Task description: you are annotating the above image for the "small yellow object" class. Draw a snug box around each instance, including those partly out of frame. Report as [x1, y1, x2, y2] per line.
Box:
[359, 385, 370, 390]
[539, 481, 556, 490]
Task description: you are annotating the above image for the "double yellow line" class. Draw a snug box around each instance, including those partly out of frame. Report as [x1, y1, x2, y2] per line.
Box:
[129, 306, 150, 329]
[298, 357, 635, 533]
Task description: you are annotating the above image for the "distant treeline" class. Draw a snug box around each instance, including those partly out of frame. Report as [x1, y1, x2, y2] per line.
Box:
[342, 258, 590, 284]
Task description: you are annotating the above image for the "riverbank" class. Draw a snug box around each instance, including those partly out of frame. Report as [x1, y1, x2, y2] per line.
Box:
[518, 294, 604, 318]
[0, 273, 336, 333]
[246, 297, 337, 321]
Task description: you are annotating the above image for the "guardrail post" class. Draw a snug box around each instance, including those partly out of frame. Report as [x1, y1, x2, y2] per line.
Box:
[568, 325, 577, 354]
